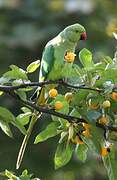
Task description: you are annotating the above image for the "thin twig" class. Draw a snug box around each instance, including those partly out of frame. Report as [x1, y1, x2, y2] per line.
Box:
[96, 122, 117, 132]
[0, 80, 102, 92]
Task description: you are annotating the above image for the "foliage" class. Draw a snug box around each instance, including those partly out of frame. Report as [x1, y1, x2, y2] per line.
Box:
[0, 169, 40, 180]
[0, 34, 117, 180]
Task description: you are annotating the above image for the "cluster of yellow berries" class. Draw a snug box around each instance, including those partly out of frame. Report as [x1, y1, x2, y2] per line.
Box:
[49, 88, 63, 111]
[48, 88, 115, 156]
[64, 51, 76, 63]
[88, 92, 117, 111]
[49, 88, 73, 111]
[48, 89, 117, 112]
[82, 122, 91, 138]
[88, 99, 112, 110]
[72, 123, 91, 145]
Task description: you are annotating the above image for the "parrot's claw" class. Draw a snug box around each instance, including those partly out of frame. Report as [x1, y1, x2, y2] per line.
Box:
[58, 78, 68, 84]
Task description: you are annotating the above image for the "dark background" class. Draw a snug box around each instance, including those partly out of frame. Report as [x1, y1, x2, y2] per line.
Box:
[0, 0, 117, 179]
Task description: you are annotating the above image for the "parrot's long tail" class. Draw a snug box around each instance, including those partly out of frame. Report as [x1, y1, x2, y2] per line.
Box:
[16, 112, 41, 169]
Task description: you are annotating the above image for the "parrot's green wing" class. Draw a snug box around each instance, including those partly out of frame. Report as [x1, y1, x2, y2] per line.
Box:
[39, 44, 54, 81]
[30, 44, 54, 101]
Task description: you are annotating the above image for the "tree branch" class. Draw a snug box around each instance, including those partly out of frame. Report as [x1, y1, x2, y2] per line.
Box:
[0, 80, 102, 92]
[1, 80, 117, 132]
[7, 90, 117, 133]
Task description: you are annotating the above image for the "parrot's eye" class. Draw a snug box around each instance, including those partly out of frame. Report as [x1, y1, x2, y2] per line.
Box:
[75, 30, 79, 33]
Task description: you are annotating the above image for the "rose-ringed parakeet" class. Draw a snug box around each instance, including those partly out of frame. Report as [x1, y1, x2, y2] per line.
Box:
[40, 23, 86, 80]
[38, 23, 86, 103]
[16, 23, 87, 169]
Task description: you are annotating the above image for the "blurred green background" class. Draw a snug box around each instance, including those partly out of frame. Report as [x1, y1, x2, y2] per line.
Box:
[0, 0, 117, 179]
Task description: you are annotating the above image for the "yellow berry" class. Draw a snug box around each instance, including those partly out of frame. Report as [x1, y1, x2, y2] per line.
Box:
[65, 92, 73, 102]
[89, 103, 99, 109]
[49, 88, 58, 98]
[76, 136, 84, 144]
[110, 92, 117, 101]
[88, 99, 99, 109]
[98, 116, 108, 125]
[102, 100, 111, 108]
[55, 101, 63, 111]
[82, 130, 91, 138]
[82, 122, 91, 129]
[100, 147, 109, 156]
[72, 136, 84, 144]
[64, 52, 76, 63]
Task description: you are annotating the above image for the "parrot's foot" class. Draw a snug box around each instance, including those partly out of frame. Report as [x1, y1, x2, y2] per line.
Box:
[58, 78, 68, 84]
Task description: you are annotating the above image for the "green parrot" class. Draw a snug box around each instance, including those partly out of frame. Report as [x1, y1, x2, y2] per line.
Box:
[16, 23, 87, 169]
[39, 23, 86, 80]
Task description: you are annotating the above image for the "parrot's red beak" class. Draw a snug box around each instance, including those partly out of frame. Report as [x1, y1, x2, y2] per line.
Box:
[80, 32, 87, 40]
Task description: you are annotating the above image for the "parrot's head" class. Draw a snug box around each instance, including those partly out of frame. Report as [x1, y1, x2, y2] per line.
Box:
[63, 23, 87, 43]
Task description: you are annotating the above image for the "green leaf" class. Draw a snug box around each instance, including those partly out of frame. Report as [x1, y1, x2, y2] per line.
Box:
[21, 169, 28, 176]
[21, 107, 31, 113]
[81, 136, 97, 153]
[51, 95, 69, 114]
[54, 142, 73, 169]
[26, 60, 40, 73]
[86, 111, 103, 153]
[79, 48, 94, 69]
[5, 170, 17, 179]
[0, 106, 26, 135]
[81, 126, 102, 155]
[102, 147, 117, 180]
[96, 68, 117, 86]
[16, 112, 31, 126]
[0, 107, 26, 134]
[0, 77, 10, 84]
[75, 144, 88, 162]
[20, 169, 31, 179]
[3, 65, 28, 80]
[104, 56, 113, 64]
[34, 122, 60, 144]
[11, 119, 27, 135]
[0, 106, 15, 123]
[16, 90, 27, 100]
[70, 108, 81, 118]
[59, 131, 68, 143]
[0, 120, 13, 138]
[72, 64, 84, 77]
[89, 125, 103, 153]
[72, 89, 89, 106]
[12, 79, 33, 91]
